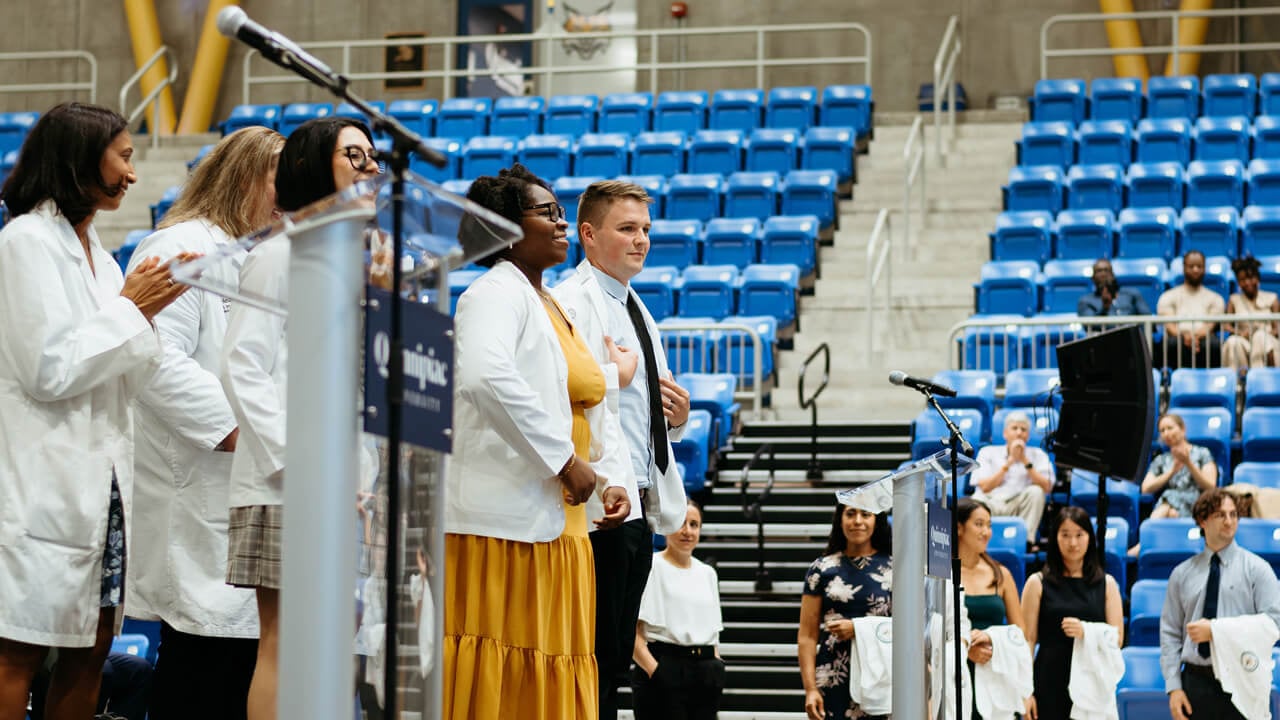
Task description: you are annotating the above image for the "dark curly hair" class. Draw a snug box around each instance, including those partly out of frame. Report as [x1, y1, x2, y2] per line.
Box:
[1232, 255, 1262, 279]
[460, 163, 554, 268]
[1042, 505, 1104, 586]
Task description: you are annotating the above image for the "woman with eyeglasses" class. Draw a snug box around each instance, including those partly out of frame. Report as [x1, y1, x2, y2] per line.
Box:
[444, 163, 634, 719]
[220, 116, 380, 720]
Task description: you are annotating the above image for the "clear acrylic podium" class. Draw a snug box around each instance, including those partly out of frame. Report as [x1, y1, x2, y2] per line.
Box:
[173, 171, 521, 720]
[836, 449, 976, 720]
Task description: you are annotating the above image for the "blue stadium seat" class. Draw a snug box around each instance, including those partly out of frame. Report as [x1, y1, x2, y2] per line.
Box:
[517, 134, 573, 181]
[1017, 121, 1075, 168]
[745, 128, 800, 175]
[661, 316, 719, 374]
[1194, 115, 1251, 163]
[765, 86, 818, 131]
[679, 264, 739, 320]
[1247, 367, 1280, 408]
[801, 126, 856, 185]
[1066, 163, 1124, 213]
[150, 185, 181, 228]
[1076, 119, 1132, 167]
[599, 92, 653, 135]
[1090, 77, 1143, 124]
[1054, 209, 1115, 260]
[1255, 115, 1280, 159]
[1031, 78, 1087, 125]
[460, 135, 517, 179]
[673, 409, 713, 492]
[990, 210, 1054, 264]
[648, 219, 703, 269]
[1126, 582, 1167, 647]
[985, 515, 1028, 590]
[1147, 75, 1200, 120]
[665, 173, 724, 222]
[736, 263, 801, 328]
[780, 170, 838, 235]
[110, 633, 150, 660]
[411, 137, 461, 183]
[1178, 206, 1239, 258]
[911, 408, 986, 461]
[544, 94, 597, 136]
[388, 98, 437, 137]
[574, 133, 630, 178]
[1002, 368, 1062, 408]
[719, 315, 778, 382]
[632, 265, 680, 321]
[1186, 160, 1245, 210]
[676, 372, 740, 448]
[1094, 515, 1131, 585]
[688, 129, 744, 175]
[1125, 162, 1185, 210]
[278, 102, 333, 136]
[1117, 647, 1168, 720]
[1263, 73, 1280, 116]
[120, 618, 161, 664]
[932, 369, 997, 423]
[632, 131, 687, 177]
[333, 101, 385, 136]
[1172, 406, 1234, 483]
[1234, 518, 1280, 574]
[1243, 406, 1280, 462]
[1003, 165, 1065, 213]
[113, 229, 150, 273]
[218, 104, 278, 135]
[1203, 73, 1258, 118]
[1243, 205, 1280, 258]
[186, 143, 214, 171]
[1169, 367, 1237, 410]
[616, 174, 667, 217]
[723, 171, 780, 221]
[1040, 259, 1094, 313]
[1137, 517, 1203, 580]
[1249, 158, 1280, 206]
[491, 95, 545, 137]
[654, 91, 708, 134]
[553, 175, 603, 226]
[1232, 460, 1280, 489]
[1019, 314, 1086, 367]
[960, 316, 1023, 379]
[1135, 117, 1193, 165]
[1110, 256, 1167, 311]
[820, 84, 873, 138]
[436, 97, 492, 140]
[759, 215, 819, 277]
[448, 269, 484, 314]
[976, 260, 1039, 316]
[702, 217, 758, 269]
[710, 89, 764, 132]
[1116, 207, 1179, 261]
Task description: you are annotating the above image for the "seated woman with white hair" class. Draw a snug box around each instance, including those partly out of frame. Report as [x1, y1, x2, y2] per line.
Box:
[969, 411, 1054, 541]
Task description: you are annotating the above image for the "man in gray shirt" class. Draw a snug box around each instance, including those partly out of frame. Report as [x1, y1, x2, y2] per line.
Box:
[1160, 488, 1280, 720]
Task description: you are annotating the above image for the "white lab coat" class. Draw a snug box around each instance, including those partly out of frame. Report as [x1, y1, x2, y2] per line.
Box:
[0, 201, 161, 646]
[552, 259, 689, 535]
[446, 261, 628, 542]
[1210, 614, 1279, 720]
[1067, 621, 1124, 720]
[125, 219, 259, 638]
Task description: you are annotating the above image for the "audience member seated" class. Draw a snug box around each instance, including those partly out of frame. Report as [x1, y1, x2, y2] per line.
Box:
[1142, 412, 1219, 520]
[971, 411, 1054, 539]
[1223, 256, 1280, 372]
[28, 652, 153, 720]
[1156, 250, 1224, 369]
[1077, 257, 1150, 317]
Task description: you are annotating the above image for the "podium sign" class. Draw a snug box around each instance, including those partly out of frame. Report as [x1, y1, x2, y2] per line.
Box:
[363, 287, 455, 452]
[927, 499, 951, 580]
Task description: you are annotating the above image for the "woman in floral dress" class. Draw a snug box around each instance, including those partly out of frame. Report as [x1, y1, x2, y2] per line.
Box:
[798, 500, 893, 720]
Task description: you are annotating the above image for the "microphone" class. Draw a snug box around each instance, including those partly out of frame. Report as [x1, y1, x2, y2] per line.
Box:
[888, 370, 957, 398]
[216, 7, 342, 89]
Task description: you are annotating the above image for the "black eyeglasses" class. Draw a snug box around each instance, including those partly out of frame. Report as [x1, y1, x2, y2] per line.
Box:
[524, 201, 566, 222]
[337, 145, 380, 172]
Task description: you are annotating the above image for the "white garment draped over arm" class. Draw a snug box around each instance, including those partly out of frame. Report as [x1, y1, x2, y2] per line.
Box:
[1209, 614, 1280, 720]
[1067, 621, 1124, 720]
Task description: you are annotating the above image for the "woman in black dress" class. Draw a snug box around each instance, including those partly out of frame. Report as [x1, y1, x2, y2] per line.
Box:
[1020, 506, 1123, 720]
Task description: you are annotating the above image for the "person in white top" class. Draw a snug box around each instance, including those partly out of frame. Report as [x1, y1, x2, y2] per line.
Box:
[1155, 249, 1225, 369]
[632, 500, 725, 720]
[970, 411, 1054, 539]
[125, 126, 284, 720]
[1222, 256, 1280, 372]
[221, 117, 381, 720]
[0, 102, 187, 720]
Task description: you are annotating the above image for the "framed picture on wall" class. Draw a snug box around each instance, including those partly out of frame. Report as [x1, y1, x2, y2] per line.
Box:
[385, 32, 427, 90]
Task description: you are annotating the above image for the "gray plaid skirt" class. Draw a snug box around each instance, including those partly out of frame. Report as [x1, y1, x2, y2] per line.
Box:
[226, 504, 283, 590]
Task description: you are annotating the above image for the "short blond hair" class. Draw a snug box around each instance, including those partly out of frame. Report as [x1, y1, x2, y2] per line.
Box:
[576, 179, 652, 230]
[160, 126, 285, 237]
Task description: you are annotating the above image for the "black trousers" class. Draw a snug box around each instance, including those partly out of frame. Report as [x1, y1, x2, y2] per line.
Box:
[630, 645, 726, 720]
[1154, 334, 1222, 369]
[148, 622, 258, 720]
[592, 517, 653, 720]
[1182, 667, 1246, 720]
[29, 652, 153, 720]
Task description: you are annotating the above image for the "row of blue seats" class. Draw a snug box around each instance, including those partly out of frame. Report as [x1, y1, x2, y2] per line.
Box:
[627, 263, 802, 326]
[220, 85, 874, 141]
[1032, 74, 1280, 125]
[992, 206, 1280, 265]
[0, 111, 38, 156]
[1119, 645, 1280, 718]
[1003, 159, 1280, 214]
[1018, 115, 1280, 168]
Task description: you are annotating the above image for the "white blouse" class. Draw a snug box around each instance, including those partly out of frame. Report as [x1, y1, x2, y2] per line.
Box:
[638, 553, 723, 647]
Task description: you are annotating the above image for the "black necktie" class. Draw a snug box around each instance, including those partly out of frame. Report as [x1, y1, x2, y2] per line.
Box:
[1198, 553, 1221, 658]
[625, 293, 669, 474]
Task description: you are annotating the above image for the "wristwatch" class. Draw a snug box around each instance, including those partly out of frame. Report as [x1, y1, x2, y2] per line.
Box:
[1023, 462, 1033, 469]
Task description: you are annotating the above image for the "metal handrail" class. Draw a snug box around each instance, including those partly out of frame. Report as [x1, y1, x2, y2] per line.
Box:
[1041, 6, 1280, 80]
[738, 442, 777, 593]
[798, 343, 830, 483]
[241, 22, 871, 104]
[864, 208, 892, 364]
[932, 15, 961, 161]
[0, 50, 98, 103]
[659, 320, 766, 421]
[902, 115, 926, 259]
[119, 46, 178, 149]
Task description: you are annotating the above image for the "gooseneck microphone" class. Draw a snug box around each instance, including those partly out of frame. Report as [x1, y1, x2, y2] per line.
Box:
[888, 370, 958, 398]
[216, 7, 344, 91]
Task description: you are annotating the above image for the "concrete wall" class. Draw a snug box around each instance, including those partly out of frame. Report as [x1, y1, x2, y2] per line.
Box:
[0, 0, 1278, 124]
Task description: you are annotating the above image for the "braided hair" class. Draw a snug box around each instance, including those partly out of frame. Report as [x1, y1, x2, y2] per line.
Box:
[461, 163, 554, 268]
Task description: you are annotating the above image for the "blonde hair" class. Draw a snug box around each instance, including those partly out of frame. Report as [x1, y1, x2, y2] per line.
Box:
[160, 126, 285, 237]
[576, 179, 652, 230]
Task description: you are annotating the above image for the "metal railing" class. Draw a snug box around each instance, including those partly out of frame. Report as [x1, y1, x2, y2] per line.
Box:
[0, 50, 98, 104]
[659, 320, 767, 421]
[241, 22, 871, 104]
[864, 208, 893, 364]
[119, 46, 178, 149]
[738, 442, 777, 593]
[1040, 6, 1280, 80]
[932, 15, 961, 161]
[902, 115, 927, 258]
[798, 343, 830, 482]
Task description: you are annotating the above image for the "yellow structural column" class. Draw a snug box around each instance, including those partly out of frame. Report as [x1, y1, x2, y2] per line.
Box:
[1099, 0, 1150, 81]
[122, 0, 177, 134]
[1167, 0, 1213, 77]
[178, 0, 237, 134]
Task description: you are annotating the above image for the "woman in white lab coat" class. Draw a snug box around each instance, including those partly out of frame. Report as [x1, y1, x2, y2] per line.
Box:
[220, 116, 380, 720]
[126, 125, 284, 719]
[0, 102, 189, 720]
